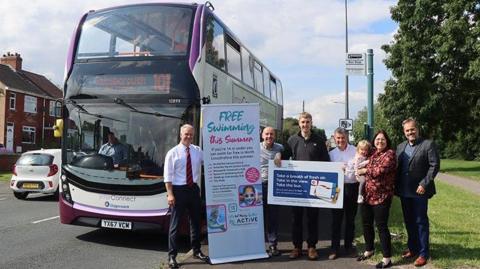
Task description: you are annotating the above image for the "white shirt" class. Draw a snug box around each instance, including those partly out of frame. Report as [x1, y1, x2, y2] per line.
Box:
[329, 144, 357, 183]
[164, 143, 203, 185]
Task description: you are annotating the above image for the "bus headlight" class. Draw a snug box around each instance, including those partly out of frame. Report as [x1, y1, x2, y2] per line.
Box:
[61, 174, 67, 182]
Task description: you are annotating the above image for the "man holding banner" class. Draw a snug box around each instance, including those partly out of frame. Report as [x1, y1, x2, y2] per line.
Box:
[260, 126, 283, 256]
[328, 127, 358, 260]
[285, 112, 330, 260]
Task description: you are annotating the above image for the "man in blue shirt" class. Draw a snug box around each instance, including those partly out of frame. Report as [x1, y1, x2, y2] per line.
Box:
[396, 118, 439, 267]
[98, 131, 127, 167]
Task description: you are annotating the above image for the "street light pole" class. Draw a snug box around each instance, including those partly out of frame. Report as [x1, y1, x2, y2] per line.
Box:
[344, 0, 349, 120]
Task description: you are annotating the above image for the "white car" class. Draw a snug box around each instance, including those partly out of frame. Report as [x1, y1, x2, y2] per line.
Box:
[10, 149, 61, 199]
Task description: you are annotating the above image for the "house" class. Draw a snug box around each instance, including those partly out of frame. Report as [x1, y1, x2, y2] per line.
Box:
[0, 52, 62, 153]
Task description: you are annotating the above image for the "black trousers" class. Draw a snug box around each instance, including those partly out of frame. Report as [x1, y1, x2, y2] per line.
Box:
[361, 198, 392, 257]
[262, 182, 279, 247]
[292, 206, 319, 248]
[168, 184, 202, 257]
[331, 182, 359, 251]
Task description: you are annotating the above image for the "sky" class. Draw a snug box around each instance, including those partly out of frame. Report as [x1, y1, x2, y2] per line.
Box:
[0, 0, 397, 136]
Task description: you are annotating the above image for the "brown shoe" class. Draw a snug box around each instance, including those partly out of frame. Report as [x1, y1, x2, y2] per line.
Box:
[308, 247, 318, 260]
[402, 249, 416, 259]
[289, 248, 302, 259]
[414, 256, 427, 267]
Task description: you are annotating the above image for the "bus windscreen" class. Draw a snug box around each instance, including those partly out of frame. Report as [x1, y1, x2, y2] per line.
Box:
[76, 5, 193, 59]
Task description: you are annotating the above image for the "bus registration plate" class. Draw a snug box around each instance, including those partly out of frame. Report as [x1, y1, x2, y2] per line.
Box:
[101, 219, 132, 230]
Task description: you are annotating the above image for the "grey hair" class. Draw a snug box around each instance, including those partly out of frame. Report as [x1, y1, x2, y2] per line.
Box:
[402, 117, 417, 127]
[334, 127, 348, 136]
[180, 124, 194, 133]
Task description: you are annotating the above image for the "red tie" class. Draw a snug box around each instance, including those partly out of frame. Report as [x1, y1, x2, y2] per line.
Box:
[186, 147, 194, 186]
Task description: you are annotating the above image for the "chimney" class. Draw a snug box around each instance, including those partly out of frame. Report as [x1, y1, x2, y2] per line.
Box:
[0, 52, 23, 71]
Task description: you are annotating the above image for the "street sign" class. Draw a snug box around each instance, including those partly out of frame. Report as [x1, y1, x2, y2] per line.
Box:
[339, 119, 353, 131]
[345, 53, 366, 76]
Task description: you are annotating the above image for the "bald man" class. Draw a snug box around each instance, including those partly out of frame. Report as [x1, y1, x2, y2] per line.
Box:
[260, 126, 283, 256]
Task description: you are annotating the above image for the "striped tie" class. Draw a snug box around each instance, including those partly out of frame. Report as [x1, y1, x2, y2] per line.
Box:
[186, 147, 193, 186]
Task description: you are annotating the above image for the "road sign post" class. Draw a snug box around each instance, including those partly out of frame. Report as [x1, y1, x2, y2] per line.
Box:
[367, 49, 374, 140]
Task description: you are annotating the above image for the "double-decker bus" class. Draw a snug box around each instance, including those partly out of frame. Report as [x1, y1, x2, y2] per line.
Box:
[58, 2, 283, 231]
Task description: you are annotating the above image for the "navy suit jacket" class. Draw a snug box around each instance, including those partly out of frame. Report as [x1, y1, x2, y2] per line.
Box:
[395, 138, 440, 198]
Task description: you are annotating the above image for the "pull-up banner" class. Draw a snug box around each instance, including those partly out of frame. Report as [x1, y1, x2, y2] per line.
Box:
[201, 103, 268, 264]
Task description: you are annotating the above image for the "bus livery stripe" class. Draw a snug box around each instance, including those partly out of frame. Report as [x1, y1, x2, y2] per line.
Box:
[73, 202, 170, 217]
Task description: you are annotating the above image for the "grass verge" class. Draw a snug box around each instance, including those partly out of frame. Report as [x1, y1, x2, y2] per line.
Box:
[440, 159, 480, 182]
[356, 181, 480, 268]
[0, 172, 12, 182]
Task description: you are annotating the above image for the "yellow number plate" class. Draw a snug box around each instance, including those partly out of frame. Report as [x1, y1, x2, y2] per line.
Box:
[22, 183, 40, 189]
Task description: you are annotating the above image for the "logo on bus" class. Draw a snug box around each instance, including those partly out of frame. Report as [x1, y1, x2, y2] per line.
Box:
[104, 201, 129, 209]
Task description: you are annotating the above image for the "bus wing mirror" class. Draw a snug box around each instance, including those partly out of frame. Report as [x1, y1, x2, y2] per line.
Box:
[54, 99, 63, 118]
[54, 119, 63, 138]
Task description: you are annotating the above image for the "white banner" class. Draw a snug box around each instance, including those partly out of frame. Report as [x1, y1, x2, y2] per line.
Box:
[201, 103, 268, 264]
[268, 160, 344, 208]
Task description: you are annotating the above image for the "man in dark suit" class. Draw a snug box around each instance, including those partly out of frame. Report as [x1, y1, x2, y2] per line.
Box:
[396, 118, 440, 267]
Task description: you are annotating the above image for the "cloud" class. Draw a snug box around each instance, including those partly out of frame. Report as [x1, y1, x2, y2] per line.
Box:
[0, 0, 397, 131]
[213, 0, 396, 67]
[283, 80, 387, 136]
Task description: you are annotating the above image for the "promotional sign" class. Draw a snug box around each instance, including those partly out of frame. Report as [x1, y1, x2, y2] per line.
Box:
[268, 160, 344, 208]
[201, 103, 268, 264]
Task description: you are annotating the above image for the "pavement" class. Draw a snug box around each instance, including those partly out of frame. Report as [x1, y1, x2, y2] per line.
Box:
[169, 172, 480, 269]
[177, 240, 374, 269]
[170, 207, 419, 269]
[436, 172, 480, 196]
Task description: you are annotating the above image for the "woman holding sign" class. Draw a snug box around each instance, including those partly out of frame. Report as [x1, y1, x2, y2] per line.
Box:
[356, 130, 396, 269]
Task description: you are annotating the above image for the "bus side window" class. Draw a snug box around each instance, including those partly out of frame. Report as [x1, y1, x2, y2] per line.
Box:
[253, 61, 263, 93]
[225, 33, 242, 80]
[263, 67, 270, 98]
[277, 80, 284, 105]
[241, 48, 254, 88]
[205, 15, 226, 70]
[269, 76, 277, 103]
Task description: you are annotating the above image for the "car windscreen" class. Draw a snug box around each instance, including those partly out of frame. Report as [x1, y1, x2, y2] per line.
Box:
[17, 154, 54, 166]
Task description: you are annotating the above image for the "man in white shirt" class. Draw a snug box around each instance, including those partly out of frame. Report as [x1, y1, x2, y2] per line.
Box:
[164, 124, 208, 268]
[328, 127, 358, 260]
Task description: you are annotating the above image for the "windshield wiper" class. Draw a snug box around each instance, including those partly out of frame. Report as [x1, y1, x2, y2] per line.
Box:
[69, 94, 98, 99]
[113, 98, 182, 119]
[66, 99, 126, 123]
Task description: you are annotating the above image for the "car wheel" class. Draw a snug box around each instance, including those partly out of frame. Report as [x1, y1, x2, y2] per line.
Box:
[13, 192, 29, 200]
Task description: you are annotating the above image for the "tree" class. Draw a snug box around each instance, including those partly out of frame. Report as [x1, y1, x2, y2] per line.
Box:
[352, 104, 392, 145]
[380, 0, 480, 160]
[281, 117, 326, 142]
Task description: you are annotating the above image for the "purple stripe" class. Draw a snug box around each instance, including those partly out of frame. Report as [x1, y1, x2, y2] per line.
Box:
[64, 13, 88, 82]
[189, 5, 203, 71]
[73, 202, 170, 217]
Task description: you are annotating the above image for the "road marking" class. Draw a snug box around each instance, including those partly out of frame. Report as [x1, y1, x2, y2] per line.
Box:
[0, 198, 6, 201]
[32, 216, 60, 224]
